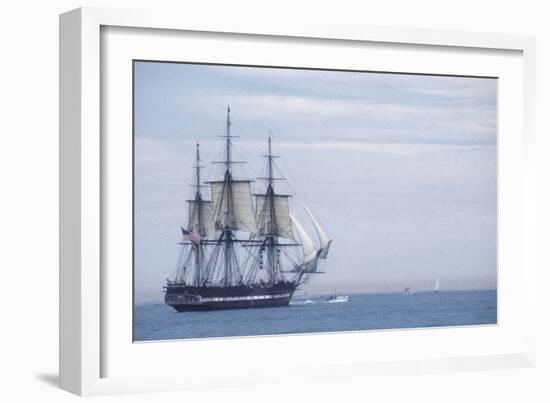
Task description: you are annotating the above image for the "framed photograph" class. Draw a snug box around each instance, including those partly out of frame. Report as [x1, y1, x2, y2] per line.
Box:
[60, 7, 537, 396]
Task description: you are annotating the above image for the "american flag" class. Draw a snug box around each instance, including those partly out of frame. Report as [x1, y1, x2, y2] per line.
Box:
[181, 227, 201, 244]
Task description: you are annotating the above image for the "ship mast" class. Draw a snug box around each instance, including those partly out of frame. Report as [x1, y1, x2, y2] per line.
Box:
[266, 136, 278, 284]
[192, 143, 203, 286]
[222, 106, 237, 286]
[257, 134, 288, 285]
[202, 106, 258, 287]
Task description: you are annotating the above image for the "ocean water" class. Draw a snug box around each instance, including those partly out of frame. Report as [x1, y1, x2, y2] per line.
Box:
[134, 289, 497, 342]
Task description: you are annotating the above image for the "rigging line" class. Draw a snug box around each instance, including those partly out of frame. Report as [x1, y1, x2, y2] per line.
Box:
[203, 142, 221, 177]
[179, 246, 194, 284]
[232, 246, 244, 284]
[240, 250, 254, 282]
[239, 240, 264, 265]
[230, 121, 269, 153]
[232, 237, 263, 284]
[171, 244, 185, 282]
[231, 124, 276, 185]
[238, 127, 298, 195]
[231, 122, 286, 175]
[175, 245, 191, 280]
[231, 120, 283, 155]
[225, 143, 257, 186]
[203, 241, 222, 284]
[248, 246, 263, 282]
[208, 143, 229, 180]
[240, 237, 268, 283]
[207, 120, 235, 177]
[272, 159, 311, 218]
[281, 242, 300, 260]
[245, 260, 261, 285]
[230, 119, 277, 154]
[210, 244, 224, 284]
[258, 158, 271, 193]
[242, 241, 254, 283]
[230, 121, 287, 190]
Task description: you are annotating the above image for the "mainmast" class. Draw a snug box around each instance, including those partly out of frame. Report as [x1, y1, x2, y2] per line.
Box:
[205, 106, 257, 287]
[225, 106, 232, 174]
[222, 105, 236, 286]
[193, 143, 203, 286]
[267, 135, 274, 187]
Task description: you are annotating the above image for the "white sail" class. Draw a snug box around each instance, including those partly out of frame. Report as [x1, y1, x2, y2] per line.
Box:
[187, 200, 216, 239]
[290, 214, 317, 262]
[255, 194, 294, 239]
[434, 278, 440, 292]
[304, 207, 331, 259]
[210, 180, 257, 234]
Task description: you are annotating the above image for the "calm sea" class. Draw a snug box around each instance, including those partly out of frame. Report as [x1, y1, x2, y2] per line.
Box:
[134, 289, 497, 342]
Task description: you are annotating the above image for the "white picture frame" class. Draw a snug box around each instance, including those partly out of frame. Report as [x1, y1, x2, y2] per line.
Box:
[59, 6, 537, 396]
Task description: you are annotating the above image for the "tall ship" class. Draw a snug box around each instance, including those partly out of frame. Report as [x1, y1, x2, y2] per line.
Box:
[164, 107, 331, 311]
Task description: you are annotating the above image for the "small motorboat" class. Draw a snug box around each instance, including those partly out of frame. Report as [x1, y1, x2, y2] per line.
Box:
[325, 292, 351, 303]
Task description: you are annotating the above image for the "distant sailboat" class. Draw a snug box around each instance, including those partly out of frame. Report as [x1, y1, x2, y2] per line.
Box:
[434, 278, 440, 292]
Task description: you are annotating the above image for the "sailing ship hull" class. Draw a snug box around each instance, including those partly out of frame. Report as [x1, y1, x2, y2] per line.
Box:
[165, 282, 297, 312]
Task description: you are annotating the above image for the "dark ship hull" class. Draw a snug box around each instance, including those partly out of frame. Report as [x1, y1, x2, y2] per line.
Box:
[165, 281, 298, 312]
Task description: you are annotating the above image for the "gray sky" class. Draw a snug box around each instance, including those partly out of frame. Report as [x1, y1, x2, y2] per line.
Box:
[134, 61, 497, 303]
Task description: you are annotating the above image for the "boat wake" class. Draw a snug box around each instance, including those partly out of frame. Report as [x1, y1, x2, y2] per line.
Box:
[290, 299, 317, 305]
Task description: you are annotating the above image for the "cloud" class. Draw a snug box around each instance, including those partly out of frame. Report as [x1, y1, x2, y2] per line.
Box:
[134, 61, 497, 146]
[132, 62, 497, 301]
